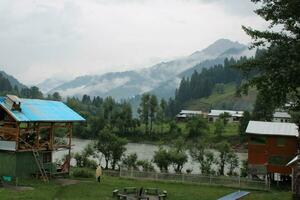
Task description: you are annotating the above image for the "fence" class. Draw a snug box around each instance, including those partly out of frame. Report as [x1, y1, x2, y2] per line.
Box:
[103, 169, 270, 191]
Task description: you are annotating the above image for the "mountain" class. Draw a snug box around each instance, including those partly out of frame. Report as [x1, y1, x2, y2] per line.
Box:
[36, 78, 67, 93]
[49, 39, 250, 99]
[0, 70, 27, 90]
[150, 44, 254, 99]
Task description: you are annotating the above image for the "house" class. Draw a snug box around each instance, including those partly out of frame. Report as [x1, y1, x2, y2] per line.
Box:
[207, 110, 244, 123]
[287, 156, 300, 199]
[273, 111, 291, 123]
[176, 110, 203, 121]
[246, 121, 298, 181]
[0, 95, 85, 181]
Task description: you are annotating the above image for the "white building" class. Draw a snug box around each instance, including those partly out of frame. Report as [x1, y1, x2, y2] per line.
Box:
[208, 110, 244, 123]
[273, 112, 291, 123]
[176, 110, 203, 120]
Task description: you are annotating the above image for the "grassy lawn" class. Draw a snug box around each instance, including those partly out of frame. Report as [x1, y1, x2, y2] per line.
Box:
[0, 176, 291, 200]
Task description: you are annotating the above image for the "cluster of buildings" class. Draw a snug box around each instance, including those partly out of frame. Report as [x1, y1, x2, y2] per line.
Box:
[176, 108, 298, 190]
[176, 109, 245, 122]
[176, 109, 291, 124]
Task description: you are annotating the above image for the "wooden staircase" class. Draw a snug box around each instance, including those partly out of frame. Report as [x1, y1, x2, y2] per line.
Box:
[32, 150, 49, 183]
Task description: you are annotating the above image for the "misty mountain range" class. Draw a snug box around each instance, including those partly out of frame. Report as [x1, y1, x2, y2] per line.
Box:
[1, 39, 254, 100]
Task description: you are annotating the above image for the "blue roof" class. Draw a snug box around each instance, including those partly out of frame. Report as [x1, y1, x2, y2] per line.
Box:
[218, 191, 250, 200]
[0, 96, 85, 122]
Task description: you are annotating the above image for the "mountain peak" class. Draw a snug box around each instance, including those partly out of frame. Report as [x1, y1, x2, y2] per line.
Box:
[189, 39, 247, 59]
[202, 38, 246, 55]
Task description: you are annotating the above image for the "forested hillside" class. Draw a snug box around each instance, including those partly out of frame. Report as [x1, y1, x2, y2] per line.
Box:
[165, 51, 262, 117]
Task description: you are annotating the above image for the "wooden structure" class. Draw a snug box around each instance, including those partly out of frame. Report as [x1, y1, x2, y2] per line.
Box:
[0, 95, 85, 181]
[246, 121, 298, 182]
[286, 156, 300, 198]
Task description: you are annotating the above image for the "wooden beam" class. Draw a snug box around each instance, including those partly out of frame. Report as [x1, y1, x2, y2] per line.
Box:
[50, 123, 54, 150]
[16, 123, 20, 151]
[68, 122, 73, 175]
[36, 123, 40, 149]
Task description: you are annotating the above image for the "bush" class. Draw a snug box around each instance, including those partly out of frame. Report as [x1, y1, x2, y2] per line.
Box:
[72, 168, 94, 178]
[85, 159, 98, 169]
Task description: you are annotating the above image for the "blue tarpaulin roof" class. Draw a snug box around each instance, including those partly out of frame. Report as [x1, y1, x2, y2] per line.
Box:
[217, 191, 250, 200]
[0, 96, 85, 122]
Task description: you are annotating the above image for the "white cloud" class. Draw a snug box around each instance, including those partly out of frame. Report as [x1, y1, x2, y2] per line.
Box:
[0, 0, 266, 85]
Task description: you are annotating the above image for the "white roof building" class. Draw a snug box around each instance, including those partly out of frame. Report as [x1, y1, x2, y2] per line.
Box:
[246, 121, 299, 137]
[208, 110, 244, 117]
[176, 110, 203, 119]
[273, 112, 291, 119]
[180, 110, 203, 115]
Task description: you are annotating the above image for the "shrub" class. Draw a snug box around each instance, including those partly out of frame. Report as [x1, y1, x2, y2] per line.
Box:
[72, 168, 94, 178]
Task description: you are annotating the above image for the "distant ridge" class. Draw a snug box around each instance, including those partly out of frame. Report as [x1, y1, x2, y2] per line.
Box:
[0, 70, 27, 90]
[48, 39, 251, 100]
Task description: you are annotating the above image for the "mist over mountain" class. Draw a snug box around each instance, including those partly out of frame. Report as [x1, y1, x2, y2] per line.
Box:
[36, 78, 67, 93]
[47, 39, 251, 99]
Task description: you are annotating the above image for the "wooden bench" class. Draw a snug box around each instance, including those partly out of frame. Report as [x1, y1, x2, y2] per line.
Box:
[117, 194, 127, 200]
[113, 189, 119, 197]
[123, 187, 137, 194]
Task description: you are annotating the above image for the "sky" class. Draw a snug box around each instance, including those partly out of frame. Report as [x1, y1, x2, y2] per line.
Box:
[0, 0, 267, 85]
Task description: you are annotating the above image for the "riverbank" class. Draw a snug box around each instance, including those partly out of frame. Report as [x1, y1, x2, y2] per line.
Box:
[0, 176, 291, 200]
[54, 139, 248, 174]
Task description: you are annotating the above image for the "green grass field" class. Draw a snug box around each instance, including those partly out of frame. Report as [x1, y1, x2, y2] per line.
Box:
[0, 176, 291, 200]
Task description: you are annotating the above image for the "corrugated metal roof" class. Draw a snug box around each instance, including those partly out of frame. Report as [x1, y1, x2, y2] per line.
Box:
[246, 121, 298, 137]
[208, 110, 244, 117]
[217, 191, 250, 200]
[273, 111, 291, 119]
[0, 96, 85, 122]
[180, 110, 202, 115]
[287, 155, 299, 166]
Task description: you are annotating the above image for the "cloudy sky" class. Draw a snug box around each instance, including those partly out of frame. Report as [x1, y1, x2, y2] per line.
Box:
[0, 0, 266, 85]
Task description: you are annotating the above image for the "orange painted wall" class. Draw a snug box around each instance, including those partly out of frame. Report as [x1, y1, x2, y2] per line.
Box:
[248, 135, 297, 174]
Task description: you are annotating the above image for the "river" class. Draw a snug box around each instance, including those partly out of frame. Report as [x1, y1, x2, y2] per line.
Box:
[53, 138, 248, 174]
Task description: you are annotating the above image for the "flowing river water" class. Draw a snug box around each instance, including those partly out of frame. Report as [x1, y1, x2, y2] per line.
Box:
[53, 138, 248, 174]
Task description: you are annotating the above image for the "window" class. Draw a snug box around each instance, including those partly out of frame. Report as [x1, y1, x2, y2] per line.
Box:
[277, 138, 285, 147]
[269, 155, 293, 166]
[250, 136, 266, 144]
[43, 152, 52, 163]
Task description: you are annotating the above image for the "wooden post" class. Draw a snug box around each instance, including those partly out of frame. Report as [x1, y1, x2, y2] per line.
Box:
[50, 123, 54, 150]
[68, 123, 72, 175]
[16, 123, 20, 151]
[36, 123, 40, 149]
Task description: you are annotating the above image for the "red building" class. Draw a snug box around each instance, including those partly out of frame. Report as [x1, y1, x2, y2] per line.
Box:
[246, 121, 298, 179]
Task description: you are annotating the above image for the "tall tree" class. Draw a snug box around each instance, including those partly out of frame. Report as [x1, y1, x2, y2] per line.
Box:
[157, 99, 167, 133]
[239, 0, 300, 110]
[153, 147, 171, 173]
[103, 96, 116, 129]
[252, 91, 275, 121]
[186, 117, 209, 140]
[216, 142, 231, 176]
[149, 95, 158, 134]
[138, 93, 151, 134]
[239, 111, 251, 135]
[169, 138, 188, 173]
[95, 128, 127, 169]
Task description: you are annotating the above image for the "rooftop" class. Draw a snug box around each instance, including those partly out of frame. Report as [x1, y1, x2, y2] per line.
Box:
[208, 110, 244, 117]
[246, 121, 298, 137]
[273, 111, 291, 119]
[180, 110, 202, 115]
[0, 96, 85, 122]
